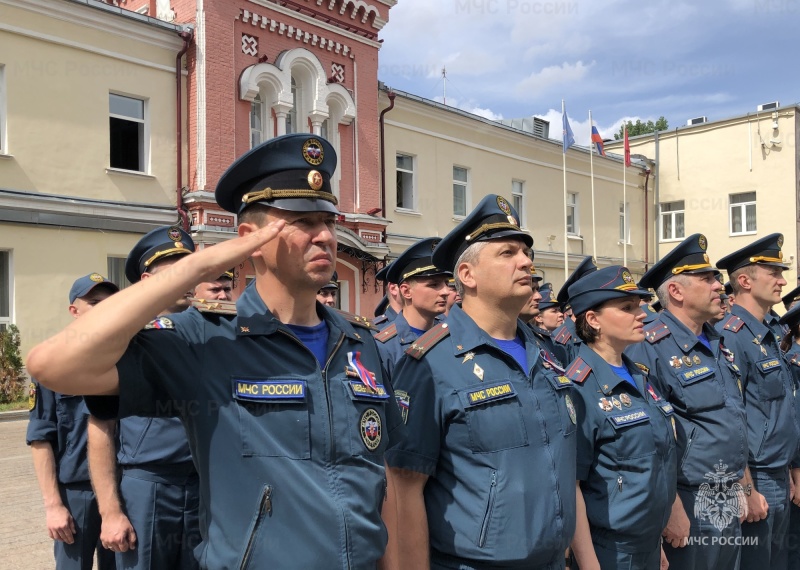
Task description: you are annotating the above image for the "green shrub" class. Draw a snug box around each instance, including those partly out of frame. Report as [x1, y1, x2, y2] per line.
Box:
[0, 325, 25, 404]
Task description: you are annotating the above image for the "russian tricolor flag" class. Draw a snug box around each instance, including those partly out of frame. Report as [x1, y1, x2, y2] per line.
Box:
[591, 126, 606, 156]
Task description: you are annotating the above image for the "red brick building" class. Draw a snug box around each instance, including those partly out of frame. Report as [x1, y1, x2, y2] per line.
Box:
[122, 0, 395, 314]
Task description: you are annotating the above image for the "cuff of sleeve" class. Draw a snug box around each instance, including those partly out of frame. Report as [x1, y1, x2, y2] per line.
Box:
[84, 395, 120, 420]
[25, 420, 57, 444]
[576, 462, 592, 482]
[384, 448, 437, 476]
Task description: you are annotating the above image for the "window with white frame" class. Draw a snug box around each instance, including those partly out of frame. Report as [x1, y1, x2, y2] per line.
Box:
[250, 95, 263, 149]
[512, 180, 525, 227]
[660, 201, 685, 241]
[109, 93, 147, 172]
[396, 154, 415, 210]
[567, 192, 579, 235]
[0, 251, 10, 330]
[107, 257, 132, 289]
[730, 192, 756, 235]
[619, 202, 630, 243]
[453, 166, 469, 217]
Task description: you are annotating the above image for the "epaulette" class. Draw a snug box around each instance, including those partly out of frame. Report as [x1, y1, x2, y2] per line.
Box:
[634, 362, 650, 375]
[721, 315, 745, 333]
[374, 323, 398, 343]
[565, 357, 591, 384]
[405, 323, 450, 360]
[334, 308, 377, 331]
[191, 298, 237, 315]
[553, 327, 572, 345]
[644, 322, 671, 344]
[144, 316, 174, 330]
[373, 314, 388, 326]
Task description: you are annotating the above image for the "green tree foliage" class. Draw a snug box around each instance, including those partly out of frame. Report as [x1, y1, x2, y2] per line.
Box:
[0, 325, 25, 403]
[614, 116, 669, 140]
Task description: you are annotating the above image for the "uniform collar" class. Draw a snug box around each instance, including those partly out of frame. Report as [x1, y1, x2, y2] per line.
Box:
[234, 281, 363, 343]
[392, 312, 423, 345]
[577, 343, 645, 396]
[659, 310, 720, 353]
[528, 324, 552, 338]
[731, 303, 773, 343]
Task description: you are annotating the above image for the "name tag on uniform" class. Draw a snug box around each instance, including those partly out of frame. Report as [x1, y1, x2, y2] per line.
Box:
[609, 409, 650, 427]
[348, 381, 390, 400]
[465, 382, 517, 407]
[546, 374, 573, 391]
[680, 366, 713, 384]
[233, 379, 307, 402]
[758, 358, 781, 373]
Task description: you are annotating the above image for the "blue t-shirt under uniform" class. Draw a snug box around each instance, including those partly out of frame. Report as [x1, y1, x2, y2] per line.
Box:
[287, 321, 330, 368]
[494, 335, 528, 372]
[697, 332, 712, 351]
[609, 363, 637, 388]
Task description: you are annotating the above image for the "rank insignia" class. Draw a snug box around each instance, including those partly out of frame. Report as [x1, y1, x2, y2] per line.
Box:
[619, 393, 632, 407]
[28, 382, 37, 411]
[473, 363, 484, 381]
[634, 362, 650, 375]
[565, 394, 577, 425]
[692, 355, 702, 365]
[598, 398, 613, 412]
[760, 345, 768, 356]
[463, 351, 475, 364]
[144, 317, 174, 330]
[612, 397, 622, 410]
[670, 356, 682, 369]
[395, 390, 410, 424]
[359, 408, 382, 451]
[682, 356, 692, 367]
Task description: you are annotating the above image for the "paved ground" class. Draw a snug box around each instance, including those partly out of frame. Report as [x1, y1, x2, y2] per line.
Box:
[0, 417, 55, 569]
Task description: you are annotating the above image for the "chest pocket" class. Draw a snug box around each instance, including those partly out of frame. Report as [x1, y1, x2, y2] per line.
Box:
[545, 373, 577, 437]
[756, 357, 786, 401]
[673, 364, 725, 413]
[604, 408, 657, 460]
[340, 377, 390, 458]
[457, 381, 529, 453]
[232, 377, 311, 459]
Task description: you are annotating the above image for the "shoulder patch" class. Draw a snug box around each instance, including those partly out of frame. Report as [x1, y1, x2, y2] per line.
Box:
[28, 382, 37, 411]
[373, 314, 388, 326]
[565, 357, 591, 384]
[192, 298, 237, 315]
[374, 323, 398, 343]
[553, 327, 572, 345]
[722, 315, 745, 333]
[644, 322, 671, 344]
[634, 362, 650, 375]
[334, 308, 377, 331]
[405, 323, 451, 360]
[144, 316, 174, 330]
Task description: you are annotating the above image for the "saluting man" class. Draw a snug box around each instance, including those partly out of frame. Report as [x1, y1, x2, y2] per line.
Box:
[715, 233, 800, 569]
[26, 134, 405, 570]
[387, 194, 577, 570]
[627, 233, 749, 569]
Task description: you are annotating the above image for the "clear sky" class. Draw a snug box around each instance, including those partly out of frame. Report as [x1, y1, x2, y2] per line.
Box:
[378, 0, 798, 145]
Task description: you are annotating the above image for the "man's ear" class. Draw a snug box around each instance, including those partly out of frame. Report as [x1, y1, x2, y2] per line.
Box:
[68, 304, 79, 318]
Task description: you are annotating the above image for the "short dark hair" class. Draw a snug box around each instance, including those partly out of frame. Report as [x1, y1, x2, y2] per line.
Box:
[238, 203, 271, 226]
[575, 312, 600, 344]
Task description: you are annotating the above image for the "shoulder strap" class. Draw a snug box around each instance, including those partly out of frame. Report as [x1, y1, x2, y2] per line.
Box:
[334, 308, 377, 331]
[565, 357, 591, 384]
[405, 323, 451, 360]
[374, 323, 398, 343]
[191, 298, 237, 315]
[644, 322, 671, 344]
[721, 315, 745, 333]
[634, 362, 650, 375]
[553, 327, 572, 345]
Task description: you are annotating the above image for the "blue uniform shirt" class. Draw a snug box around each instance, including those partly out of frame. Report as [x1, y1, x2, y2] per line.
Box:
[716, 304, 800, 470]
[782, 343, 800, 466]
[374, 311, 424, 381]
[626, 311, 748, 486]
[385, 304, 577, 566]
[551, 318, 579, 366]
[568, 344, 677, 553]
[372, 305, 398, 331]
[27, 384, 92, 485]
[86, 283, 405, 570]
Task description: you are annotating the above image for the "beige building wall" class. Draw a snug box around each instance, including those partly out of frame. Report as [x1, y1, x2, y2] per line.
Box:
[606, 107, 799, 298]
[382, 90, 652, 291]
[0, 0, 187, 356]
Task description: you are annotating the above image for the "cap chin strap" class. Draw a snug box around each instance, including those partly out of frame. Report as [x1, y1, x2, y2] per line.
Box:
[749, 255, 784, 264]
[143, 248, 190, 269]
[671, 262, 713, 275]
[464, 222, 522, 242]
[242, 188, 338, 206]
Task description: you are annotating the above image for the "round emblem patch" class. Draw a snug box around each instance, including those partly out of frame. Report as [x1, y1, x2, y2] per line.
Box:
[307, 170, 323, 191]
[360, 408, 382, 451]
[598, 397, 613, 412]
[28, 382, 37, 411]
[497, 196, 512, 216]
[565, 394, 576, 424]
[622, 270, 635, 284]
[168, 227, 182, 242]
[89, 273, 104, 283]
[302, 139, 324, 166]
[698, 235, 707, 251]
[174, 242, 184, 249]
[619, 393, 632, 407]
[778, 235, 784, 248]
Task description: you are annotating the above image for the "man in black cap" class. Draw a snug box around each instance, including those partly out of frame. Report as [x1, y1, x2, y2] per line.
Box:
[374, 262, 403, 329]
[716, 233, 800, 569]
[552, 256, 597, 365]
[194, 270, 234, 301]
[88, 225, 201, 570]
[27, 133, 404, 569]
[316, 271, 339, 307]
[387, 194, 576, 569]
[627, 233, 748, 570]
[27, 274, 118, 570]
[373, 237, 451, 380]
[782, 284, 800, 312]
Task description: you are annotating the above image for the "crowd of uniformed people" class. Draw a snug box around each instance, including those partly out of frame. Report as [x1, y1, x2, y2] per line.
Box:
[24, 133, 800, 570]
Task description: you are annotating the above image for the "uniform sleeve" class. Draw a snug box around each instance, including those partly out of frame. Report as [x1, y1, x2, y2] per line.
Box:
[379, 369, 407, 449]
[85, 328, 201, 420]
[26, 381, 57, 444]
[383, 353, 441, 476]
[573, 388, 598, 482]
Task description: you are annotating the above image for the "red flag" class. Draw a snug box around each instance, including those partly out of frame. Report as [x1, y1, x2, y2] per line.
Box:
[623, 127, 631, 167]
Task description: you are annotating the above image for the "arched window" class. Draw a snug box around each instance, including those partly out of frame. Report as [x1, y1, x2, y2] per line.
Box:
[286, 77, 298, 134]
[250, 94, 263, 148]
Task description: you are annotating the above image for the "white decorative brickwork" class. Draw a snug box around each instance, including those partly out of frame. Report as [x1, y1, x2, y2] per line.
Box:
[242, 33, 258, 56]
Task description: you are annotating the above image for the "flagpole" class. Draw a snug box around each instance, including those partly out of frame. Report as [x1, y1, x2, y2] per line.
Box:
[623, 151, 628, 267]
[562, 100, 569, 282]
[589, 110, 597, 264]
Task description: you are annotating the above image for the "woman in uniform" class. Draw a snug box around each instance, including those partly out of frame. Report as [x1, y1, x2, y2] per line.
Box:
[566, 266, 677, 570]
[779, 304, 800, 570]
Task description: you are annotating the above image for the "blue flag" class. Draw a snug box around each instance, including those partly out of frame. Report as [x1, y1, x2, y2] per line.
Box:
[562, 106, 575, 153]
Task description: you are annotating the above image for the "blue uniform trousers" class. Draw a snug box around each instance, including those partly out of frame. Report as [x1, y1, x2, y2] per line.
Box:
[788, 502, 800, 569]
[663, 486, 741, 570]
[430, 549, 565, 570]
[741, 468, 790, 570]
[593, 540, 660, 570]
[116, 467, 200, 570]
[55, 483, 116, 570]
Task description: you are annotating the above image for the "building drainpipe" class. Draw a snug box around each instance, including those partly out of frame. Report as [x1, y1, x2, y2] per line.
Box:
[378, 90, 396, 242]
[643, 168, 651, 271]
[176, 29, 193, 231]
